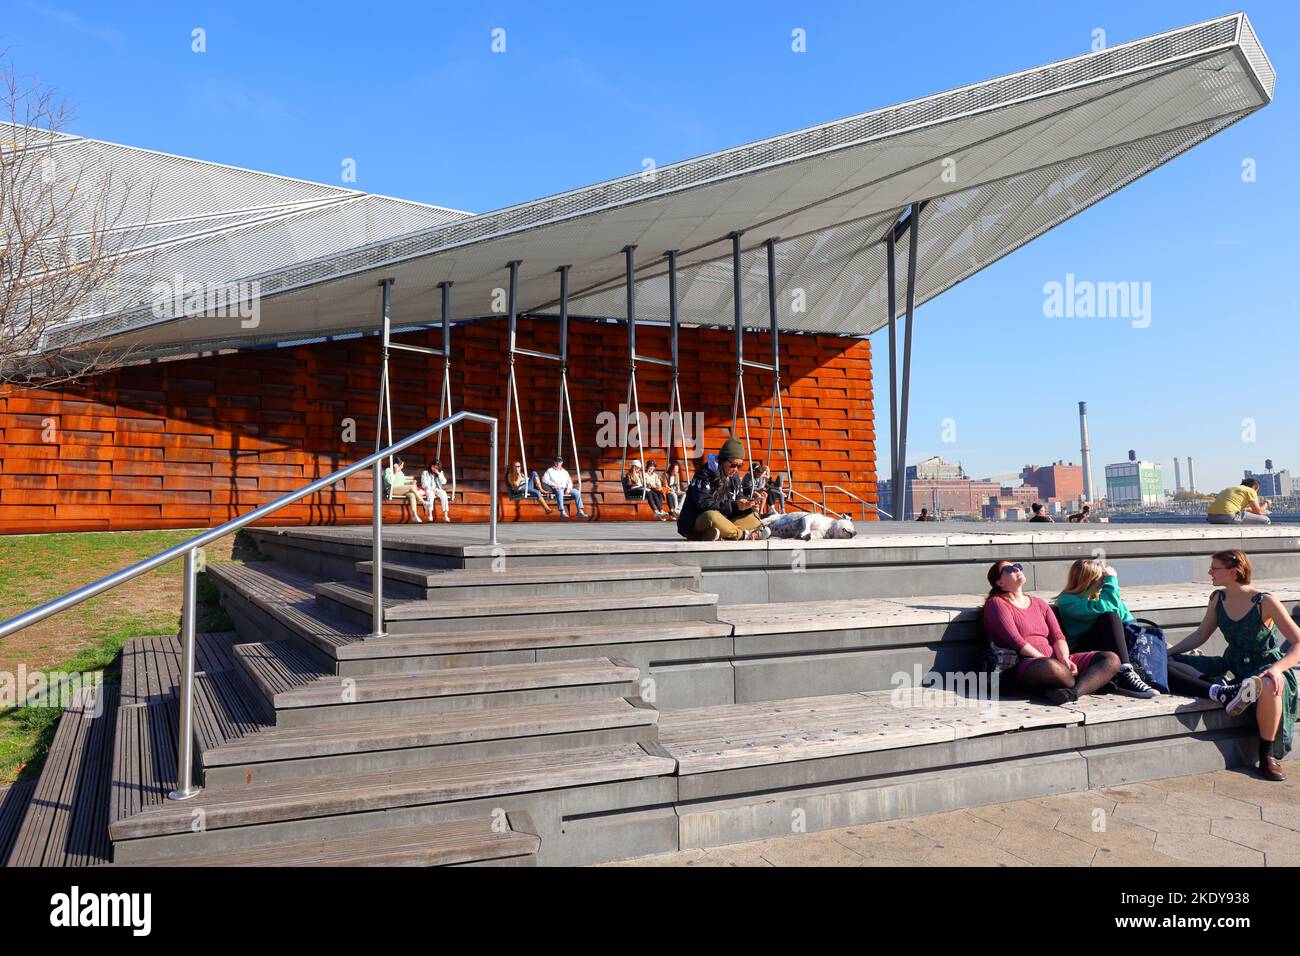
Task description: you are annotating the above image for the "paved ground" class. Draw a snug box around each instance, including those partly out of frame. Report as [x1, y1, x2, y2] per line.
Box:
[600, 768, 1300, 866]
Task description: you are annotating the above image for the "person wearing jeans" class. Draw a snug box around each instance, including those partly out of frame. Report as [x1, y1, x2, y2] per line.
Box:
[542, 456, 586, 518]
[1206, 478, 1271, 524]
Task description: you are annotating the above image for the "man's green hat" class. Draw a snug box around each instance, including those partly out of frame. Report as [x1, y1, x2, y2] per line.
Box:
[718, 437, 744, 461]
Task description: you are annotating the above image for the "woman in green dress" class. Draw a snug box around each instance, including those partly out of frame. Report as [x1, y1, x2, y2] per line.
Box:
[1167, 549, 1300, 781]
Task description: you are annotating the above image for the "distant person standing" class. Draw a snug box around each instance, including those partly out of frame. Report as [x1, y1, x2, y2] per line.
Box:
[1207, 478, 1271, 525]
[1029, 502, 1053, 523]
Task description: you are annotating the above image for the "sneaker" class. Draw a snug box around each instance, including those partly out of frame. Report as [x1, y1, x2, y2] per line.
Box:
[1226, 676, 1261, 717]
[1113, 665, 1159, 699]
[704, 528, 722, 542]
[443, 513, 451, 523]
[412, 515, 422, 523]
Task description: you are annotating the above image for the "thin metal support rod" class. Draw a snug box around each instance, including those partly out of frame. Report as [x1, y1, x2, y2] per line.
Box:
[622, 245, 645, 472]
[556, 265, 582, 491]
[764, 237, 791, 490]
[502, 261, 528, 479]
[370, 459, 384, 638]
[487, 418, 498, 546]
[168, 548, 200, 800]
[897, 202, 922, 522]
[435, 281, 456, 497]
[376, 279, 396, 475]
[729, 231, 753, 462]
[665, 250, 690, 469]
[886, 229, 899, 519]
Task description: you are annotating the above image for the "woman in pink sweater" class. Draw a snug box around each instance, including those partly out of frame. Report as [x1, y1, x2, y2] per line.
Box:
[982, 559, 1121, 705]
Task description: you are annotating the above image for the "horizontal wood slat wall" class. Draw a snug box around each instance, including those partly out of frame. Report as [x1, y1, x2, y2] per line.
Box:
[0, 319, 876, 532]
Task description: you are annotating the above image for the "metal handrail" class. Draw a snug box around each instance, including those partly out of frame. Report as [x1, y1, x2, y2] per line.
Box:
[786, 488, 828, 514]
[821, 484, 870, 522]
[0, 410, 499, 801]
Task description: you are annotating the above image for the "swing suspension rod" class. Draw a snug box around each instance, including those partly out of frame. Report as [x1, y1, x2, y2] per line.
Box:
[374, 278, 460, 498]
[502, 261, 584, 492]
[728, 234, 794, 493]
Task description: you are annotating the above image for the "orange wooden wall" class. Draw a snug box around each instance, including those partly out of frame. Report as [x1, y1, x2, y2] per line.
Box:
[0, 318, 876, 533]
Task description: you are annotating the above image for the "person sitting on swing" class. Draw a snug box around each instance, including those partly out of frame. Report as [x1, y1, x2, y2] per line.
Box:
[542, 456, 587, 519]
[643, 460, 669, 520]
[676, 438, 771, 542]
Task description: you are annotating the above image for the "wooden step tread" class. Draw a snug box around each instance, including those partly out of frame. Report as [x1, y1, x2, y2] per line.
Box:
[123, 817, 540, 867]
[272, 655, 640, 707]
[234, 640, 331, 699]
[657, 689, 1226, 775]
[356, 560, 700, 587]
[209, 559, 729, 661]
[318, 581, 719, 620]
[110, 745, 676, 841]
[355, 620, 733, 659]
[201, 698, 655, 765]
[8, 685, 116, 867]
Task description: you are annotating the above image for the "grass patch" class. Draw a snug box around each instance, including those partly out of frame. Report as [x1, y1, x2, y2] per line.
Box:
[0, 528, 254, 782]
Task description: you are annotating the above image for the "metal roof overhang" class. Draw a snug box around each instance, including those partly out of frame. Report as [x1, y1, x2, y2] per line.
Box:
[45, 12, 1274, 363]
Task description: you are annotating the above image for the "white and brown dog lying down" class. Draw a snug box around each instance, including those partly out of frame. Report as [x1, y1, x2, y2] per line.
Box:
[760, 511, 857, 540]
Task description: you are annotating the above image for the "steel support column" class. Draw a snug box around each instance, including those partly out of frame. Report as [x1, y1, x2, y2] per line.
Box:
[896, 202, 922, 521]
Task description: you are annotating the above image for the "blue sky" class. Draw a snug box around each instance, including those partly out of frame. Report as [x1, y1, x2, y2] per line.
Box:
[3, 1, 1296, 492]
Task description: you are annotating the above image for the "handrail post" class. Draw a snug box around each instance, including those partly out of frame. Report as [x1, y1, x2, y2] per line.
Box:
[488, 418, 499, 546]
[168, 548, 200, 800]
[370, 459, 385, 638]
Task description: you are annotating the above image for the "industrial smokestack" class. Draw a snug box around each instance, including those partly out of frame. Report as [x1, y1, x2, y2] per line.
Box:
[1078, 401, 1094, 502]
[1174, 457, 1182, 493]
[1188, 456, 1196, 494]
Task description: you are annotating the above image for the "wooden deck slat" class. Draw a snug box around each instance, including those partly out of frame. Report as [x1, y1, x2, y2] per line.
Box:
[7, 685, 116, 867]
[258, 651, 638, 708]
[110, 744, 675, 840]
[358, 560, 700, 588]
[202, 698, 655, 765]
[125, 817, 540, 867]
[213, 561, 730, 660]
[319, 580, 718, 621]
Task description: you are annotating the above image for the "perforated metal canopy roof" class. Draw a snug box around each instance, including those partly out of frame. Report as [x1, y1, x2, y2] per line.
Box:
[36, 12, 1275, 362]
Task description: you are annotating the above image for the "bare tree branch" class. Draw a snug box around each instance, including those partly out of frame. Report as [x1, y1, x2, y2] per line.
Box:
[0, 55, 153, 393]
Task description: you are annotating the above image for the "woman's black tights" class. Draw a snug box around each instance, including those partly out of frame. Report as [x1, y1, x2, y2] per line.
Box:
[1016, 653, 1121, 697]
[1070, 611, 1130, 664]
[1166, 658, 1217, 697]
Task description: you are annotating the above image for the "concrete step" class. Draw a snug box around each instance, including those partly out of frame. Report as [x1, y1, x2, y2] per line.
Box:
[658, 689, 1256, 851]
[233, 641, 642, 724]
[315, 581, 720, 635]
[199, 697, 660, 788]
[122, 814, 542, 867]
[356, 560, 700, 601]
[109, 744, 677, 863]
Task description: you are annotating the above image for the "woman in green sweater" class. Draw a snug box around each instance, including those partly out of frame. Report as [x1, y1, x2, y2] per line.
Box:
[1055, 560, 1160, 698]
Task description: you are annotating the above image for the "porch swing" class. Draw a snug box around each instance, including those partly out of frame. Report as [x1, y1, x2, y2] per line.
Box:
[727, 234, 794, 504]
[500, 260, 583, 511]
[616, 246, 693, 515]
